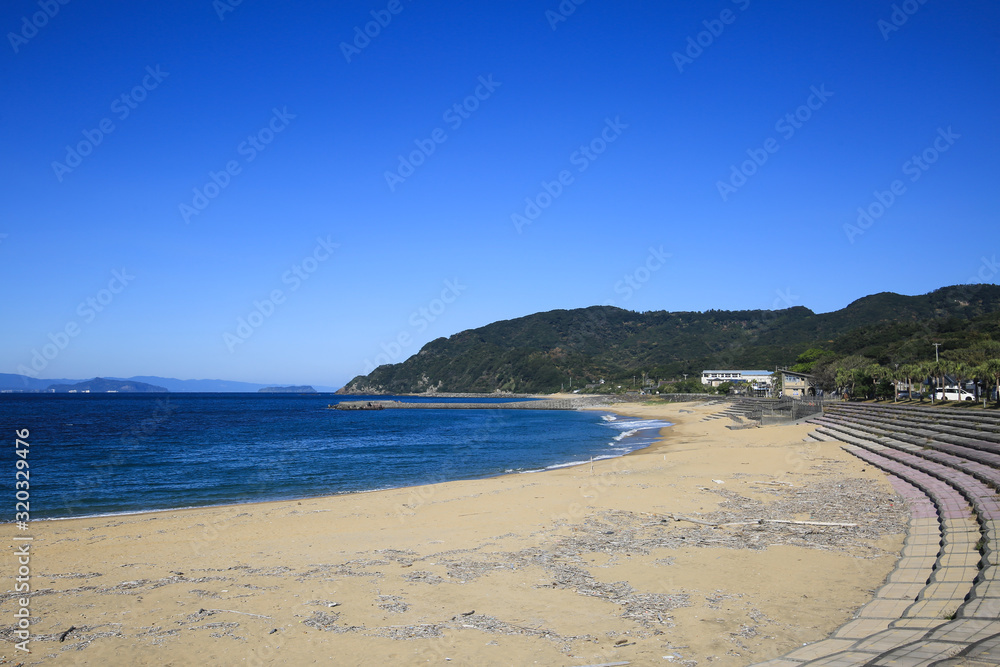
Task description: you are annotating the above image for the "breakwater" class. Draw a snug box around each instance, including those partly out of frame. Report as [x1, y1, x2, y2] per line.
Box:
[335, 399, 579, 410]
[332, 394, 734, 411]
[331, 395, 656, 411]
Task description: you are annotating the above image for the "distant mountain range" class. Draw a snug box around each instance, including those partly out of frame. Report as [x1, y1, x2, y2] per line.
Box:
[0, 374, 83, 392]
[0, 374, 339, 394]
[339, 284, 1000, 394]
[6, 284, 998, 397]
[47, 378, 168, 393]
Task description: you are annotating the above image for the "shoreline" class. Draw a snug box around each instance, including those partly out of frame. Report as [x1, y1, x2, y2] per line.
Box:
[8, 400, 907, 665]
[31, 406, 670, 524]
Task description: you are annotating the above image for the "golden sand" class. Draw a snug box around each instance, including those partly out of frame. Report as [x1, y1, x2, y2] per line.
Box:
[5, 401, 905, 666]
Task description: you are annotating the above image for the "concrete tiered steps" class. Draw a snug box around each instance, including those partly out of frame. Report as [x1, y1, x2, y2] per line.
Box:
[700, 400, 760, 428]
[755, 402, 1000, 666]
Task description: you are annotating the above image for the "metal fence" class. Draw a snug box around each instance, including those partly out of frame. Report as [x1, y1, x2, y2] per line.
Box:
[650, 393, 722, 403]
[737, 396, 831, 425]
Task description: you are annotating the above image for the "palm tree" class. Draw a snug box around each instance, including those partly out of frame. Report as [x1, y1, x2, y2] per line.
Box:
[916, 361, 937, 403]
[922, 359, 941, 402]
[938, 360, 957, 402]
[835, 355, 874, 400]
[889, 364, 906, 402]
[901, 363, 922, 400]
[853, 365, 871, 400]
[952, 362, 971, 402]
[985, 359, 1000, 407]
[868, 363, 888, 401]
[835, 367, 853, 400]
[972, 363, 989, 404]
[956, 343, 1000, 402]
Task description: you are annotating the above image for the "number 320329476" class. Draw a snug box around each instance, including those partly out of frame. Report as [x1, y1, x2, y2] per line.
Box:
[15, 429, 30, 523]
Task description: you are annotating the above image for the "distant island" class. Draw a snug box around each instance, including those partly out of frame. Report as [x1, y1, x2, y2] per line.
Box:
[258, 386, 317, 394]
[47, 378, 168, 393]
[0, 374, 340, 394]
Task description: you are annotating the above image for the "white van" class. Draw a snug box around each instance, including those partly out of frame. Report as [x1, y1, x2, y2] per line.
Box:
[935, 387, 975, 401]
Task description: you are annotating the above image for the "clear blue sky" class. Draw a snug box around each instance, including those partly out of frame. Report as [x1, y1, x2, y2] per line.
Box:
[2, 0, 998, 388]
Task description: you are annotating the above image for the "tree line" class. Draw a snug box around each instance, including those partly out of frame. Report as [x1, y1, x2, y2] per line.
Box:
[798, 343, 1000, 403]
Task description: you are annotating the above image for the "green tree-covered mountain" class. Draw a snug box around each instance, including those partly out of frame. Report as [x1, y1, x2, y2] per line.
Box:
[339, 284, 1000, 394]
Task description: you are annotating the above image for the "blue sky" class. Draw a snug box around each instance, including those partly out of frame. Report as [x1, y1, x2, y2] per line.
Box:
[2, 0, 998, 388]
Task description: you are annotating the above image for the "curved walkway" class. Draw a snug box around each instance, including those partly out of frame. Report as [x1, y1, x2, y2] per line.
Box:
[754, 403, 1000, 666]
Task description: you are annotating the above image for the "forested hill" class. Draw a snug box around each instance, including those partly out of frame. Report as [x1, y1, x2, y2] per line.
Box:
[338, 284, 1000, 394]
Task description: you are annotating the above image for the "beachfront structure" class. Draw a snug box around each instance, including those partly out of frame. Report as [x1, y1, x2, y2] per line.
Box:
[701, 370, 773, 388]
[781, 370, 815, 398]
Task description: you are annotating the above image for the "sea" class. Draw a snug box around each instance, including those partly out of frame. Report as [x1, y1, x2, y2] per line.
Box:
[1, 394, 671, 521]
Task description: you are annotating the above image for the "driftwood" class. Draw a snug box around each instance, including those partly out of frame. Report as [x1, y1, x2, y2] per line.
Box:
[763, 519, 857, 527]
[664, 514, 716, 526]
[205, 609, 272, 619]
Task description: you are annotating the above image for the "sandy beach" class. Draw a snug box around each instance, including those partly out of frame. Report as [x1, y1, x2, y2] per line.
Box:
[3, 400, 909, 666]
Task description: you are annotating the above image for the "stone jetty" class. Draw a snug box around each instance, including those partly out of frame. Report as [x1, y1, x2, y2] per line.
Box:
[331, 395, 640, 411]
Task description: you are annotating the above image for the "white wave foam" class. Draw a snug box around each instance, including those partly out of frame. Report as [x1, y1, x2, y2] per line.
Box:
[517, 453, 623, 474]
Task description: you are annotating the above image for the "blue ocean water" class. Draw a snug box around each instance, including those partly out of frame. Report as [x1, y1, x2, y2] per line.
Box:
[0, 394, 670, 520]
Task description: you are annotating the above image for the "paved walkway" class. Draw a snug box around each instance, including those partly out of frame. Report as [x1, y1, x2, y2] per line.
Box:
[753, 403, 1000, 666]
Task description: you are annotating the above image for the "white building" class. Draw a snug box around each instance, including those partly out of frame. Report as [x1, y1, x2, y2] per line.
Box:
[701, 370, 774, 388]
